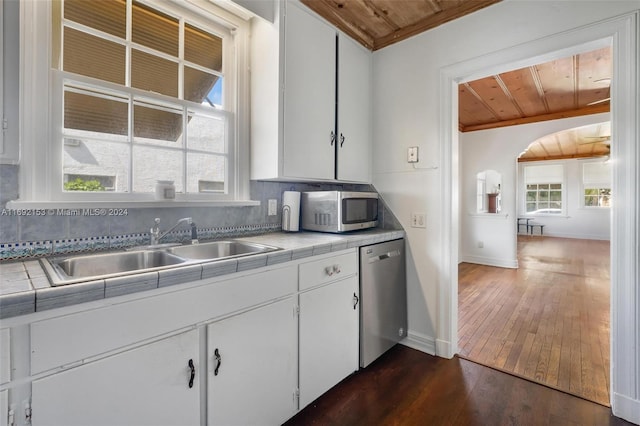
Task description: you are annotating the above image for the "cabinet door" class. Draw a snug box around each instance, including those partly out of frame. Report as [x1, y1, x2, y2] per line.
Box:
[31, 330, 200, 426]
[299, 276, 359, 408]
[208, 297, 297, 426]
[337, 34, 371, 183]
[283, 2, 336, 180]
[0, 390, 7, 426]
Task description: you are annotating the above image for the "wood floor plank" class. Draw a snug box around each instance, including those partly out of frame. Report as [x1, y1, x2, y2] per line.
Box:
[458, 236, 611, 406]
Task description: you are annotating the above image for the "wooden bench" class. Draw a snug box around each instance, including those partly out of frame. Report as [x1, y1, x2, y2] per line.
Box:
[528, 221, 545, 235]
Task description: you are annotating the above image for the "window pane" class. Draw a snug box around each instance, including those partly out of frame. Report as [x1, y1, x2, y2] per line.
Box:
[132, 2, 178, 56]
[550, 191, 562, 201]
[64, 90, 129, 136]
[131, 49, 179, 97]
[134, 103, 183, 147]
[64, 139, 130, 192]
[526, 191, 537, 202]
[585, 196, 598, 207]
[539, 191, 549, 201]
[549, 202, 561, 210]
[133, 146, 183, 193]
[185, 67, 222, 106]
[64, 0, 126, 38]
[526, 203, 537, 212]
[185, 24, 222, 71]
[186, 113, 225, 152]
[64, 27, 125, 85]
[187, 153, 225, 193]
[526, 184, 537, 190]
[550, 183, 562, 190]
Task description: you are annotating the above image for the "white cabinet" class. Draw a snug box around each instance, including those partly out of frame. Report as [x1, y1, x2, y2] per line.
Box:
[251, 1, 371, 182]
[283, 2, 336, 180]
[207, 297, 297, 425]
[31, 330, 200, 426]
[0, 329, 8, 426]
[337, 34, 371, 182]
[298, 252, 360, 408]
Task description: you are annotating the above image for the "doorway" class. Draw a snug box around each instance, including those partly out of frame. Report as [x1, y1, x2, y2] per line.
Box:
[439, 14, 638, 417]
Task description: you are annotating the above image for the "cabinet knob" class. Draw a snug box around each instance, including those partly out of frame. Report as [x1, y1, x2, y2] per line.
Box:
[325, 266, 334, 276]
[333, 264, 341, 274]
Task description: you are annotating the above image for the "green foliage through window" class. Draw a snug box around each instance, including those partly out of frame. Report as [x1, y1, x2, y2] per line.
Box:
[64, 177, 105, 192]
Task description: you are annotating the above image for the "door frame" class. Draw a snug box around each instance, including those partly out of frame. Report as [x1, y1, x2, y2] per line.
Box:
[438, 12, 638, 420]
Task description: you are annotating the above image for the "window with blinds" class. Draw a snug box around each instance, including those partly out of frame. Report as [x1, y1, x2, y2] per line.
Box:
[56, 0, 232, 196]
[583, 161, 611, 207]
[524, 164, 564, 214]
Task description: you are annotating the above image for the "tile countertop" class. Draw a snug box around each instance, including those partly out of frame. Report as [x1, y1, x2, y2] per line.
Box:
[0, 229, 405, 320]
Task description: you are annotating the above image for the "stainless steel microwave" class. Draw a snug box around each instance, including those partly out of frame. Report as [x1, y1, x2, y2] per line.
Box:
[301, 191, 378, 233]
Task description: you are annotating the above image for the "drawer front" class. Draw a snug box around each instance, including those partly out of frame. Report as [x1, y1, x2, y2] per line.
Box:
[31, 265, 297, 374]
[299, 250, 358, 291]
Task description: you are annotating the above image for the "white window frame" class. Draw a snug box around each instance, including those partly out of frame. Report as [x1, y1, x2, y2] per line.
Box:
[13, 0, 252, 207]
[522, 162, 566, 216]
[582, 160, 612, 209]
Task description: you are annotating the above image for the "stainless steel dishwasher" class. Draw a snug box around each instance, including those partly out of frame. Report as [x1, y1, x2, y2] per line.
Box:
[359, 238, 407, 367]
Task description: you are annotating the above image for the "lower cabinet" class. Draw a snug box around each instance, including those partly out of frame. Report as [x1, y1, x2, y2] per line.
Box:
[0, 390, 8, 426]
[298, 275, 360, 408]
[31, 330, 200, 426]
[207, 297, 297, 425]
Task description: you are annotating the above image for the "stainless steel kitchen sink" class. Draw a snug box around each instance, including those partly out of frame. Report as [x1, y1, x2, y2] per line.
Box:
[41, 240, 281, 286]
[166, 240, 280, 260]
[42, 250, 190, 285]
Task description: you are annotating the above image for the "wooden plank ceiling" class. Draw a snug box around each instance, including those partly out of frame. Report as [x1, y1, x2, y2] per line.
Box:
[300, 0, 502, 51]
[459, 47, 612, 161]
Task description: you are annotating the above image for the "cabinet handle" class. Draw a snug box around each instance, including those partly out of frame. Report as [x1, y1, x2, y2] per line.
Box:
[330, 131, 336, 146]
[214, 348, 222, 376]
[188, 359, 195, 388]
[340, 133, 345, 147]
[353, 292, 359, 310]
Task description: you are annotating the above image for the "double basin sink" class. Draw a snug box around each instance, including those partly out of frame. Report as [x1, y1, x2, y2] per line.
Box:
[41, 240, 282, 286]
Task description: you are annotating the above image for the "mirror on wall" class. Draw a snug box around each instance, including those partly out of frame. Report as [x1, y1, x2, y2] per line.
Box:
[476, 170, 501, 213]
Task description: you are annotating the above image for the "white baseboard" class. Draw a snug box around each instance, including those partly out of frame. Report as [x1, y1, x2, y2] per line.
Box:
[459, 254, 518, 269]
[401, 331, 436, 355]
[612, 392, 640, 425]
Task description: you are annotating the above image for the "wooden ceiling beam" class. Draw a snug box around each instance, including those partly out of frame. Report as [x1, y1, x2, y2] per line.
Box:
[460, 103, 610, 132]
[518, 152, 609, 162]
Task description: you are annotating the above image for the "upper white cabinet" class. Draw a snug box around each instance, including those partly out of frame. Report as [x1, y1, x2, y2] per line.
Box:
[250, 0, 371, 182]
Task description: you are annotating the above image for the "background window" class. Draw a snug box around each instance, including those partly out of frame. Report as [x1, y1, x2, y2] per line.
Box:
[524, 164, 563, 214]
[583, 162, 611, 207]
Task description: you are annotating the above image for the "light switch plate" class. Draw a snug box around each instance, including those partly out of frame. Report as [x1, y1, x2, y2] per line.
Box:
[407, 146, 419, 163]
[410, 212, 426, 228]
[268, 199, 277, 216]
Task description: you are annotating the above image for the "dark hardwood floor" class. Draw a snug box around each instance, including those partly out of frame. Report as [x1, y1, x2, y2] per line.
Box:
[458, 236, 611, 406]
[284, 345, 633, 426]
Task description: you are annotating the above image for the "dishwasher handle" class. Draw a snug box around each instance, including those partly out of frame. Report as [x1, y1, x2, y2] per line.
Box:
[367, 249, 401, 264]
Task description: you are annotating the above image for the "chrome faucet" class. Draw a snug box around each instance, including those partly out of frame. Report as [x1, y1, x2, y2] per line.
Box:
[150, 217, 196, 245]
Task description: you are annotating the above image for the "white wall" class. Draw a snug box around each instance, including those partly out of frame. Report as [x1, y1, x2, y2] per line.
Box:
[459, 113, 611, 268]
[371, 1, 639, 422]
